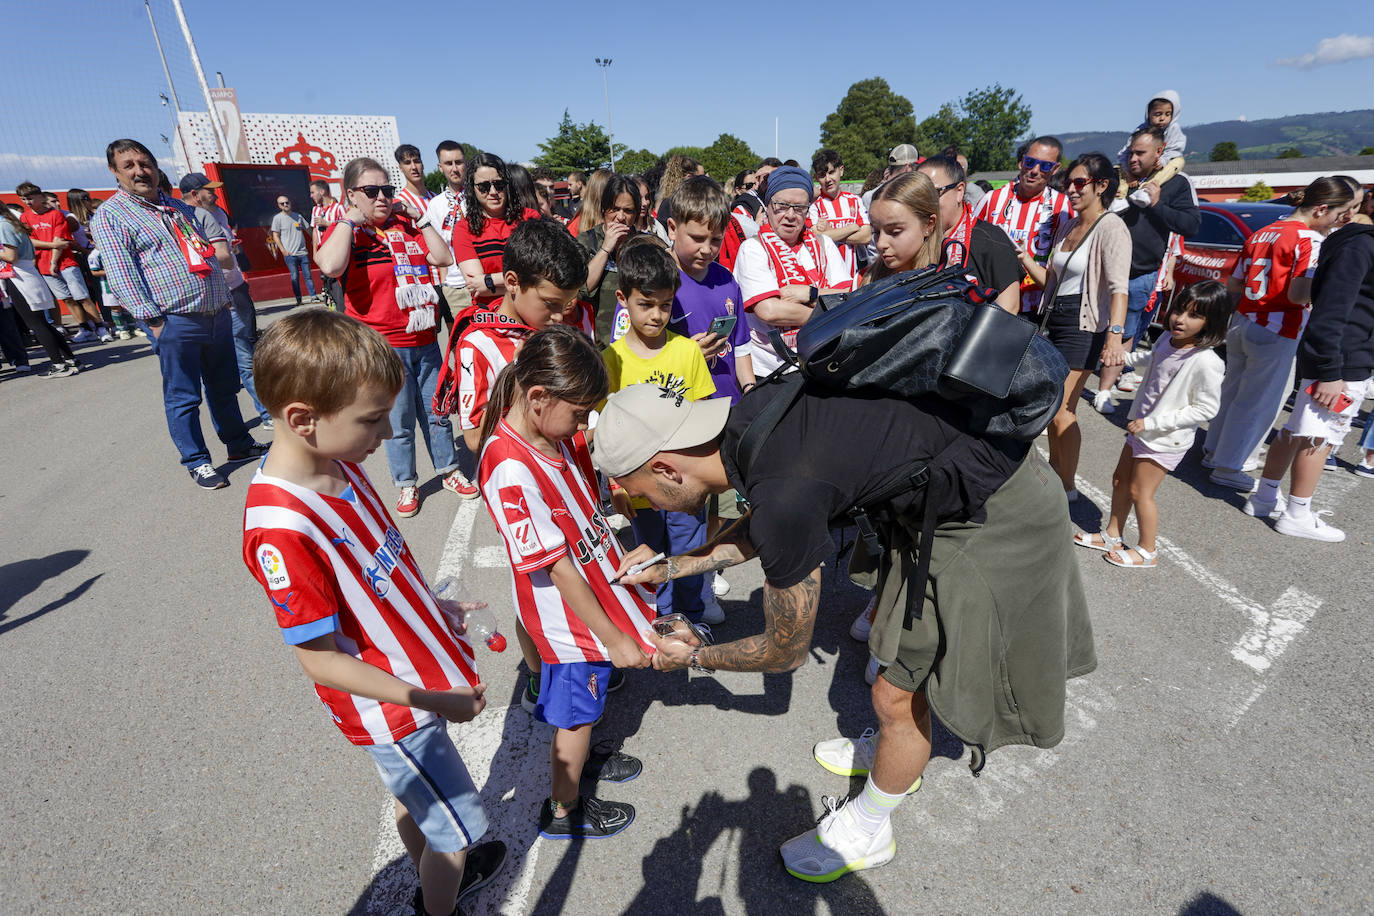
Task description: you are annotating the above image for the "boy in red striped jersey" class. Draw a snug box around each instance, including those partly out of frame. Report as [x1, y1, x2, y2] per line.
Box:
[242, 309, 505, 916]
[808, 149, 871, 281]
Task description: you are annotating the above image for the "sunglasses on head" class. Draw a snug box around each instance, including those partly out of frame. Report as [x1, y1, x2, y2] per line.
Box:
[1021, 155, 1058, 174]
[475, 180, 507, 194]
[352, 184, 396, 199]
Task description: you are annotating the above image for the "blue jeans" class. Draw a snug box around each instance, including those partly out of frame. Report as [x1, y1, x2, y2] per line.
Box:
[283, 253, 316, 300]
[384, 341, 458, 486]
[149, 308, 255, 469]
[631, 508, 706, 620]
[228, 284, 269, 423]
[1123, 269, 1159, 347]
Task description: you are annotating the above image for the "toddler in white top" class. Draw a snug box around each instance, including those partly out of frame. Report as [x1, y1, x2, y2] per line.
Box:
[1074, 281, 1231, 567]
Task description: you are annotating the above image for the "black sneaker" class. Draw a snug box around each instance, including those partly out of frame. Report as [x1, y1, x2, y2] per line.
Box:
[228, 441, 270, 462]
[520, 673, 540, 715]
[189, 464, 228, 490]
[456, 839, 506, 902]
[539, 796, 634, 840]
[607, 668, 626, 693]
[410, 886, 467, 916]
[586, 749, 641, 784]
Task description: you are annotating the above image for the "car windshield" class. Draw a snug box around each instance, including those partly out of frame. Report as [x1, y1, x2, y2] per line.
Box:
[1228, 206, 1293, 233]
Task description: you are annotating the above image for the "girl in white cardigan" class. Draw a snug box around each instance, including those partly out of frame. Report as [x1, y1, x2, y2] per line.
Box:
[1074, 281, 1231, 567]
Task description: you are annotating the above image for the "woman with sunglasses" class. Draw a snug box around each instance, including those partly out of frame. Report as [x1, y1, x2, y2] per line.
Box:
[451, 153, 540, 307]
[1019, 152, 1130, 501]
[316, 156, 478, 516]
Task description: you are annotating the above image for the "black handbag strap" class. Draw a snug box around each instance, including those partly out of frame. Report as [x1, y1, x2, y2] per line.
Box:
[1039, 212, 1107, 333]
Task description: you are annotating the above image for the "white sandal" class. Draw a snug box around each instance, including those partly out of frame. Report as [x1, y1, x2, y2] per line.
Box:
[1105, 546, 1158, 568]
[1073, 530, 1123, 553]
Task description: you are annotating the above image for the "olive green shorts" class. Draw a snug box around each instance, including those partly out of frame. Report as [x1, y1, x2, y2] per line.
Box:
[708, 488, 746, 521]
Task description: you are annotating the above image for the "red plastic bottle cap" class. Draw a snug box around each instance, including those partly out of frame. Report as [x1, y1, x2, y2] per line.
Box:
[486, 632, 508, 652]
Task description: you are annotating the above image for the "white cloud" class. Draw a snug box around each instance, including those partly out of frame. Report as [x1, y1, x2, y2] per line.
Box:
[0, 152, 179, 190]
[1277, 33, 1374, 69]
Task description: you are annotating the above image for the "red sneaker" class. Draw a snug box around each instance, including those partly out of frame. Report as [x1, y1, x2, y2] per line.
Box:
[396, 485, 420, 517]
[442, 469, 480, 499]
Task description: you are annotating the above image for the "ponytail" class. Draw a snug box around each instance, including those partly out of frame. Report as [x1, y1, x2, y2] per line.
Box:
[475, 324, 609, 451]
[1291, 176, 1354, 212]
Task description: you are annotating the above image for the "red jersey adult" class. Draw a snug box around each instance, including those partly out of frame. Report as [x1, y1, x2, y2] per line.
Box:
[322, 215, 437, 349]
[242, 461, 481, 746]
[477, 422, 657, 665]
[973, 138, 1074, 313]
[1231, 217, 1323, 340]
[22, 208, 78, 274]
[451, 207, 541, 306]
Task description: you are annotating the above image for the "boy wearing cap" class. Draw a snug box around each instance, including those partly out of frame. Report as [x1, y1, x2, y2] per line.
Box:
[730, 165, 853, 377]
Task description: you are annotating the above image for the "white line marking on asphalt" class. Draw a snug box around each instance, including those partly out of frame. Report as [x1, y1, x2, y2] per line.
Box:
[1227, 683, 1268, 730]
[471, 545, 510, 569]
[367, 498, 548, 915]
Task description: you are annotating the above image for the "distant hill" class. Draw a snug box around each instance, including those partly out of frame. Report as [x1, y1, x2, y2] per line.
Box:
[1058, 109, 1374, 161]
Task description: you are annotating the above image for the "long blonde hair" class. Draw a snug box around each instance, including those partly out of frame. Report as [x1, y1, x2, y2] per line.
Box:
[656, 155, 701, 207]
[579, 168, 612, 233]
[865, 171, 942, 282]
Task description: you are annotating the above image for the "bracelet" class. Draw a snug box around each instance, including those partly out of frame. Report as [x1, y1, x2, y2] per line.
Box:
[741, 382, 757, 392]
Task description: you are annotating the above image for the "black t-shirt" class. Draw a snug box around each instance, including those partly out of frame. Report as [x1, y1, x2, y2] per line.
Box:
[967, 220, 1025, 295]
[720, 380, 1028, 588]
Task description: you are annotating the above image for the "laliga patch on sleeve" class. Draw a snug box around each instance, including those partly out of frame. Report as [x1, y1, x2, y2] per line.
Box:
[499, 485, 543, 558]
[257, 543, 291, 590]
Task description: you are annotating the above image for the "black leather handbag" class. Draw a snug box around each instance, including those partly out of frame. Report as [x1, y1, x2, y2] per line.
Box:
[941, 302, 1038, 399]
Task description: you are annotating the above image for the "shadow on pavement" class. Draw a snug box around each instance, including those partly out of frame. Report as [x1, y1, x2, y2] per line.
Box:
[606, 767, 885, 916]
[65, 338, 155, 372]
[0, 549, 91, 619]
[0, 570, 101, 636]
[1178, 891, 1245, 915]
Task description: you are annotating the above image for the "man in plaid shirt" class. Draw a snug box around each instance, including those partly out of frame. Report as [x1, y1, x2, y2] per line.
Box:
[91, 138, 266, 490]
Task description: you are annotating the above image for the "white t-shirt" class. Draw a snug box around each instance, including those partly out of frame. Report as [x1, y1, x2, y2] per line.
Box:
[424, 189, 467, 287]
[733, 232, 851, 376]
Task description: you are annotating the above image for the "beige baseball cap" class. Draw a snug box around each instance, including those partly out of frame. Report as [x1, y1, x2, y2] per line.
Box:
[888, 143, 921, 166]
[592, 383, 732, 477]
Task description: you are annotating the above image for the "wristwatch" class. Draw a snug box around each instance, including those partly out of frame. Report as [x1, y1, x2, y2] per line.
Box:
[807, 285, 819, 304]
[1109, 324, 1125, 335]
[414, 214, 431, 230]
[484, 274, 496, 293]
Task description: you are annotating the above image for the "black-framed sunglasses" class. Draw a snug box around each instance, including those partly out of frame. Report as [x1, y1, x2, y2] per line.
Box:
[475, 180, 507, 194]
[352, 184, 396, 199]
[934, 180, 961, 195]
[1020, 155, 1057, 174]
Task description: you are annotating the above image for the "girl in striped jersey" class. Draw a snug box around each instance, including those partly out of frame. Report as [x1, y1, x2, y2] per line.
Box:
[476, 325, 657, 840]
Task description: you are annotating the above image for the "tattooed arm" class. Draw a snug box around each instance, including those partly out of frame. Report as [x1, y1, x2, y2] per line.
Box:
[653, 568, 822, 674]
[614, 511, 756, 585]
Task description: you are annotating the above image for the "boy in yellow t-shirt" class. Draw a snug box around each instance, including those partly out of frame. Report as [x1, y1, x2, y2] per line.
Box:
[603, 240, 719, 623]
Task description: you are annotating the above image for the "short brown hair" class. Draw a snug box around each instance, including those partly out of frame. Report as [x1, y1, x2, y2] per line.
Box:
[668, 175, 730, 232]
[254, 308, 404, 416]
[15, 181, 41, 198]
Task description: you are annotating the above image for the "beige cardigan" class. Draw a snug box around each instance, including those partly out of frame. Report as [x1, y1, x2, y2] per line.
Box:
[1041, 211, 1132, 332]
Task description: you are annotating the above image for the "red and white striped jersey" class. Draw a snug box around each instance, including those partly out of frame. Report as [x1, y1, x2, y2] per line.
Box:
[311, 201, 345, 245]
[242, 461, 480, 746]
[396, 186, 435, 217]
[563, 300, 596, 342]
[477, 423, 657, 665]
[1232, 218, 1323, 339]
[457, 314, 531, 431]
[808, 191, 868, 279]
[973, 183, 1074, 313]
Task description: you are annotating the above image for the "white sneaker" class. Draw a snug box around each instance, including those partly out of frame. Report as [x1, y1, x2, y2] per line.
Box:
[1274, 511, 1345, 542]
[98, 330, 114, 342]
[849, 596, 876, 642]
[811, 728, 921, 794]
[780, 796, 896, 883]
[1209, 468, 1257, 492]
[699, 595, 725, 625]
[711, 571, 730, 597]
[1094, 391, 1116, 415]
[863, 655, 880, 686]
[1128, 187, 1153, 208]
[1242, 493, 1283, 519]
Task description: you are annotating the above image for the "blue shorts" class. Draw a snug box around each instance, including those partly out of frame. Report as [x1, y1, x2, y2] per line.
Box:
[1123, 270, 1159, 345]
[364, 722, 488, 853]
[535, 660, 612, 729]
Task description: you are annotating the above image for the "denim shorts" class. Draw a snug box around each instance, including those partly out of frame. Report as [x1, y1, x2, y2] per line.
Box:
[43, 266, 90, 301]
[364, 722, 488, 853]
[535, 660, 612, 729]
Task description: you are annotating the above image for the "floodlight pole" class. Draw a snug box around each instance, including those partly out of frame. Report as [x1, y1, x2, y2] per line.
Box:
[595, 58, 616, 171]
[170, 0, 230, 162]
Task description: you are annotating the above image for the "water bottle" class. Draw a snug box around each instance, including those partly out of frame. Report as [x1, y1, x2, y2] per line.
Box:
[432, 576, 507, 652]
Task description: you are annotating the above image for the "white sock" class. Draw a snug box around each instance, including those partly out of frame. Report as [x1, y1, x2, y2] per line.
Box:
[849, 775, 906, 835]
[1285, 494, 1312, 520]
[1256, 478, 1282, 501]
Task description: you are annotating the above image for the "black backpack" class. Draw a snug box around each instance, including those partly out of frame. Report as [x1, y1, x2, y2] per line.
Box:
[734, 264, 1068, 628]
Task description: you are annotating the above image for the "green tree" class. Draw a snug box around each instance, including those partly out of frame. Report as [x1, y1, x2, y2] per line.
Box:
[425, 143, 481, 193]
[958, 85, 1031, 172]
[817, 77, 917, 179]
[534, 110, 626, 173]
[1277, 147, 1304, 159]
[615, 149, 660, 175]
[1359, 146, 1374, 156]
[913, 103, 963, 161]
[1209, 141, 1240, 162]
[700, 133, 758, 181]
[1240, 180, 1274, 201]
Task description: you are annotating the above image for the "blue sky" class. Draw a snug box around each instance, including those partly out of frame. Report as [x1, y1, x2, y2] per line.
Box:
[3, 0, 1371, 190]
